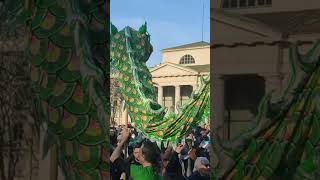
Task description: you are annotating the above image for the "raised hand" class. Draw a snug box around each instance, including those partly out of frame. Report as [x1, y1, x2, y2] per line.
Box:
[120, 128, 130, 144]
[175, 143, 185, 154]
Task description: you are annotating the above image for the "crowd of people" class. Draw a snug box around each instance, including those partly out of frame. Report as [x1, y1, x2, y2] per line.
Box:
[110, 124, 211, 180]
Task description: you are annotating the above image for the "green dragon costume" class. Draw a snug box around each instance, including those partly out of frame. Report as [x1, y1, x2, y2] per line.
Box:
[110, 23, 210, 144]
[5, 0, 210, 179]
[212, 41, 320, 179]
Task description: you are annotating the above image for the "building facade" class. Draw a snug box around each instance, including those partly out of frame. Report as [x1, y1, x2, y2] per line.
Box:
[151, 42, 210, 114]
[211, 0, 320, 140]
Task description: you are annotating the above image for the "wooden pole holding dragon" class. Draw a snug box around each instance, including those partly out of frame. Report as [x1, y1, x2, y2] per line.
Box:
[123, 106, 128, 157]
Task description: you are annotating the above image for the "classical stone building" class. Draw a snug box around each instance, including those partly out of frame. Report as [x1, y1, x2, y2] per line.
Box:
[151, 42, 210, 113]
[114, 41, 210, 125]
[211, 0, 320, 140]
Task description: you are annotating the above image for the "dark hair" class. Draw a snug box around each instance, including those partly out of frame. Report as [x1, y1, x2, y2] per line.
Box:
[132, 142, 142, 149]
[141, 140, 161, 172]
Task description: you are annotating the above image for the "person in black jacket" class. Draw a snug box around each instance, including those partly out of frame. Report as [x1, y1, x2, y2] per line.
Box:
[163, 144, 186, 180]
[187, 157, 210, 180]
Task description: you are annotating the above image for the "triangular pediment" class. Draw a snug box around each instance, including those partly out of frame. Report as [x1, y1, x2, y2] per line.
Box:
[212, 9, 282, 45]
[150, 62, 198, 77]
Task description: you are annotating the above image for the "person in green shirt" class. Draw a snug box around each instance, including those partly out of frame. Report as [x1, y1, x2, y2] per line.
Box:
[110, 128, 163, 180]
[130, 140, 162, 180]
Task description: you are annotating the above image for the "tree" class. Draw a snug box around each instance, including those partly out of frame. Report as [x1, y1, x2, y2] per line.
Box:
[0, 3, 39, 179]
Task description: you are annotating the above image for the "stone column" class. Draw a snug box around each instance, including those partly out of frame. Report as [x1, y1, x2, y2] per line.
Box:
[157, 86, 163, 105]
[212, 74, 226, 139]
[260, 73, 283, 102]
[175, 85, 181, 114]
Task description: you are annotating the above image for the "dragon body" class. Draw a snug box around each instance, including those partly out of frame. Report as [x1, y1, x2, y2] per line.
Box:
[110, 24, 210, 143]
[212, 41, 320, 179]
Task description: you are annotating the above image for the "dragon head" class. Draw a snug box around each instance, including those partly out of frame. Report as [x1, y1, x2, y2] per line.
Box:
[110, 22, 153, 63]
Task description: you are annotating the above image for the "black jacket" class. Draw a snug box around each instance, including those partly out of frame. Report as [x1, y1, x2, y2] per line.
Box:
[187, 171, 210, 180]
[165, 151, 185, 180]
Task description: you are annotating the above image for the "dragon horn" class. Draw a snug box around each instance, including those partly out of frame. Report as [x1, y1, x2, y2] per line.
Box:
[110, 22, 118, 36]
[139, 22, 147, 34]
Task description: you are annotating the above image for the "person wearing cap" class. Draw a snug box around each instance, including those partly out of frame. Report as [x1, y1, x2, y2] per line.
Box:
[187, 157, 210, 180]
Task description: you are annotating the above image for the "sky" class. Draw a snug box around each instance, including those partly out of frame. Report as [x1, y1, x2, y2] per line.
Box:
[111, 0, 210, 67]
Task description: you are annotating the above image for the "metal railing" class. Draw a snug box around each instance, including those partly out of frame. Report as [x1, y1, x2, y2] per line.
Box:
[221, 0, 272, 9]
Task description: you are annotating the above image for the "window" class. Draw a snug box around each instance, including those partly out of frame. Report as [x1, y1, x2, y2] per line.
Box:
[222, 0, 229, 8]
[248, 0, 255, 6]
[258, 0, 265, 5]
[181, 86, 193, 105]
[225, 75, 265, 139]
[222, 0, 272, 8]
[163, 86, 174, 109]
[179, 54, 195, 64]
[230, 0, 238, 8]
[239, 0, 247, 7]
